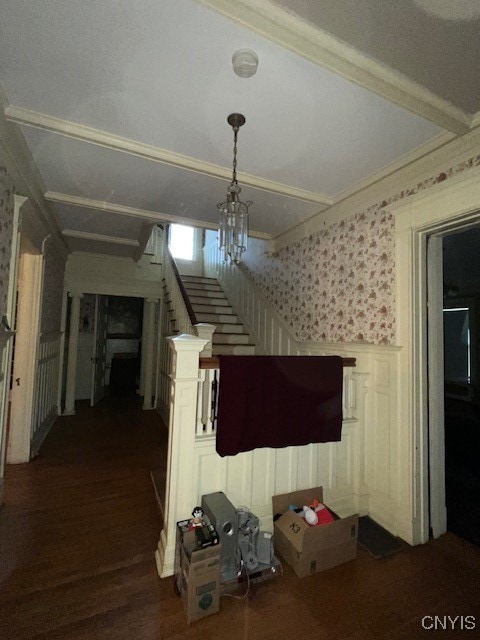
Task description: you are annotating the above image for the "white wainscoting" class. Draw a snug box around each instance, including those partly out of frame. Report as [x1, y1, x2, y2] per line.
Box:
[203, 238, 405, 543]
[192, 361, 361, 525]
[299, 341, 402, 540]
[192, 405, 360, 535]
[156, 333, 364, 578]
[31, 332, 62, 455]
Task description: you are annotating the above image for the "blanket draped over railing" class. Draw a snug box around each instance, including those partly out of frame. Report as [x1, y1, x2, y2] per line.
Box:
[216, 355, 343, 457]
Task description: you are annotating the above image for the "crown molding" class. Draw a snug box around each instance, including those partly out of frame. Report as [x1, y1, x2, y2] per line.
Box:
[0, 90, 68, 255]
[332, 130, 456, 202]
[386, 165, 480, 227]
[61, 229, 140, 246]
[470, 111, 480, 129]
[195, 0, 470, 135]
[273, 125, 480, 250]
[44, 191, 272, 241]
[5, 105, 331, 206]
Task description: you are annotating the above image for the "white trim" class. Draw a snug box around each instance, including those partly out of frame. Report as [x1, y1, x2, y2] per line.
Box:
[470, 111, 480, 129]
[273, 126, 480, 250]
[389, 165, 480, 545]
[62, 229, 139, 247]
[333, 131, 456, 203]
[194, 0, 470, 134]
[0, 89, 68, 255]
[45, 191, 273, 241]
[6, 105, 330, 206]
[427, 235, 446, 538]
[7, 250, 44, 463]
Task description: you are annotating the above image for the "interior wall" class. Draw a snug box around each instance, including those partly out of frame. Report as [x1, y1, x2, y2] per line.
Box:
[243, 153, 480, 346]
[174, 228, 204, 277]
[41, 235, 67, 334]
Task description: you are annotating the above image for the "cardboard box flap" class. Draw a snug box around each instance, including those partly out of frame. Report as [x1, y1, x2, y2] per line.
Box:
[275, 510, 309, 553]
[272, 486, 324, 518]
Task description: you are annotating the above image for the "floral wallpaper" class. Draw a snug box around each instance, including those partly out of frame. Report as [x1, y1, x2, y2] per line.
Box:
[0, 162, 15, 321]
[41, 235, 67, 334]
[244, 154, 480, 345]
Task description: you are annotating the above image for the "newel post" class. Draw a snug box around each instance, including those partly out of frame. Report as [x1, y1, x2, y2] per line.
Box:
[155, 333, 208, 578]
[194, 323, 216, 357]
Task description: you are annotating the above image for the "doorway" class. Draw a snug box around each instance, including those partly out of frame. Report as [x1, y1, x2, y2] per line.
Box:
[70, 294, 144, 407]
[441, 229, 480, 545]
[6, 236, 44, 464]
[393, 166, 480, 546]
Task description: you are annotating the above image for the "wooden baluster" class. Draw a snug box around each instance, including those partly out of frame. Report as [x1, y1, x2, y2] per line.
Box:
[196, 369, 206, 436]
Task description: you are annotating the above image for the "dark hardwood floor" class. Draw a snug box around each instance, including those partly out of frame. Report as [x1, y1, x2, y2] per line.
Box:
[1, 396, 480, 639]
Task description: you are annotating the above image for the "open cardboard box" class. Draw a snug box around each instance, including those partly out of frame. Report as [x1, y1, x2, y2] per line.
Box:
[272, 486, 358, 578]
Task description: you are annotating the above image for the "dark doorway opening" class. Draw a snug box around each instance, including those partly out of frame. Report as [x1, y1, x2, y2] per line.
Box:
[443, 229, 480, 546]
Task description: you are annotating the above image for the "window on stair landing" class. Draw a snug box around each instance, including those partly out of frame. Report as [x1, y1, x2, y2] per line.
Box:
[169, 224, 194, 261]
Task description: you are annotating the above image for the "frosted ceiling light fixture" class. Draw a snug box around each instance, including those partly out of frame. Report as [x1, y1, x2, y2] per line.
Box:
[232, 49, 259, 78]
[218, 113, 252, 263]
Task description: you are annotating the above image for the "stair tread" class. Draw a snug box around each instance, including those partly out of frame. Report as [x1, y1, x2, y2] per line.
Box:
[176, 273, 257, 355]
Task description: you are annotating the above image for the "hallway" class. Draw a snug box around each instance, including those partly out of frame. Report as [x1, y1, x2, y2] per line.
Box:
[0, 397, 167, 639]
[1, 397, 480, 639]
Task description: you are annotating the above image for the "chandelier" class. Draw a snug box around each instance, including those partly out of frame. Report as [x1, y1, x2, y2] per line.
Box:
[218, 113, 252, 263]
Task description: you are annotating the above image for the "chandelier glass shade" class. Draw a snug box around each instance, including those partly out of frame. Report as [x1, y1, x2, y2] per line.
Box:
[218, 113, 252, 263]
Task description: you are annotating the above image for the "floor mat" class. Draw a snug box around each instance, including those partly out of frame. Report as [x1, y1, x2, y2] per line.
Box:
[358, 516, 402, 559]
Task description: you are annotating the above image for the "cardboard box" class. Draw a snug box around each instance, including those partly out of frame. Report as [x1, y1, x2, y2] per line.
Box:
[272, 487, 358, 578]
[175, 521, 221, 624]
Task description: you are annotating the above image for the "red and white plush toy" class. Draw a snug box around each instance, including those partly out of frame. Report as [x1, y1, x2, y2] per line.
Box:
[302, 499, 334, 526]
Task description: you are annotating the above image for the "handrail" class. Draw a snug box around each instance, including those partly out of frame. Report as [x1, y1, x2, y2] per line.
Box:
[167, 246, 197, 326]
[199, 356, 357, 369]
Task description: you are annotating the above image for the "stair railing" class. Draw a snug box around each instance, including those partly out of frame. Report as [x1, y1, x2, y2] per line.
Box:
[167, 246, 197, 333]
[164, 246, 196, 335]
[158, 242, 216, 423]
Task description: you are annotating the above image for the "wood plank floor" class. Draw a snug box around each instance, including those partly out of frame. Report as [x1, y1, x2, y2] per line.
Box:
[1, 396, 480, 639]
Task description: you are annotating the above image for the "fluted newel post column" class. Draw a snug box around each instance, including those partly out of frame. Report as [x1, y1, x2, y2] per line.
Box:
[142, 297, 158, 410]
[194, 323, 216, 357]
[64, 291, 83, 415]
[155, 333, 208, 578]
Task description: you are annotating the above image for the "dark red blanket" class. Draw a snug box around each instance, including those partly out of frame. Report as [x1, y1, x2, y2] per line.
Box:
[216, 356, 343, 457]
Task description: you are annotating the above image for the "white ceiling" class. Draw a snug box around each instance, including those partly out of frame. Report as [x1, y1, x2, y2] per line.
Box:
[0, 0, 479, 258]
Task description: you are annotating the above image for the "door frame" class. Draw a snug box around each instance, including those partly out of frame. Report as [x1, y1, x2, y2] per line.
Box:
[6, 240, 44, 464]
[391, 166, 480, 545]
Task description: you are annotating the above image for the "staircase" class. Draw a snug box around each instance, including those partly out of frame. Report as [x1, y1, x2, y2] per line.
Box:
[180, 275, 256, 355]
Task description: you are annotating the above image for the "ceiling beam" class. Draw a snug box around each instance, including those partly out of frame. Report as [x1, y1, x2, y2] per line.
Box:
[0, 89, 68, 254]
[45, 191, 272, 240]
[62, 229, 139, 246]
[5, 105, 332, 206]
[195, 0, 471, 135]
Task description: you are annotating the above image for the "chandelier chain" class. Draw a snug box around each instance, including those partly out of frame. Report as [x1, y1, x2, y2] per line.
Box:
[232, 127, 238, 185]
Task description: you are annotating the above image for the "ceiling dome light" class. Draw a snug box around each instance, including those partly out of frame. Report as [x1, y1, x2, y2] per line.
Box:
[232, 49, 259, 78]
